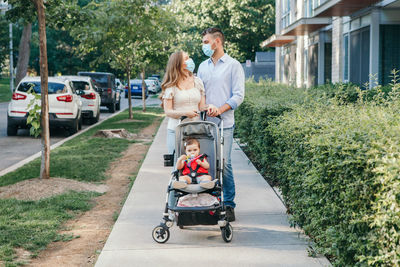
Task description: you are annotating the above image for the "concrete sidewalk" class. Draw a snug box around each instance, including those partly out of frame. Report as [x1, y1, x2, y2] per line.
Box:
[95, 119, 330, 267]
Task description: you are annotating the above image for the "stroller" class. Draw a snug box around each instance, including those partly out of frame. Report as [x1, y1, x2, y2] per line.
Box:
[152, 112, 233, 243]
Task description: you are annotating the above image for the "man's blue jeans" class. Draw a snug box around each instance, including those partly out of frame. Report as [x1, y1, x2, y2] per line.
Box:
[222, 126, 235, 208]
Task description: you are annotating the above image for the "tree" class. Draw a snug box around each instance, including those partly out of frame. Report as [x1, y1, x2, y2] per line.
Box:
[170, 0, 275, 63]
[31, 0, 50, 179]
[72, 0, 176, 116]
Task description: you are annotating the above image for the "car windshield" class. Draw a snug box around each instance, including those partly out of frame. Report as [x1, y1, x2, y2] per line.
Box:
[17, 82, 66, 94]
[72, 81, 89, 91]
[81, 73, 109, 87]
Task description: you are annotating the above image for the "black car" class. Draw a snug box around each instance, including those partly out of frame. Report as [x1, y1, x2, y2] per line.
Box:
[78, 72, 121, 113]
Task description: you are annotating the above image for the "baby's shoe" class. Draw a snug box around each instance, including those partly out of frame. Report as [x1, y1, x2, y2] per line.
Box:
[200, 180, 215, 189]
[172, 180, 188, 189]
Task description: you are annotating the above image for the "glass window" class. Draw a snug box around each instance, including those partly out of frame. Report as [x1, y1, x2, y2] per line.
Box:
[71, 81, 89, 91]
[17, 82, 67, 94]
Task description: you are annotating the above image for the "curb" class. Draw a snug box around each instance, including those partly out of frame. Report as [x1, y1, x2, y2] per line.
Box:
[0, 108, 128, 177]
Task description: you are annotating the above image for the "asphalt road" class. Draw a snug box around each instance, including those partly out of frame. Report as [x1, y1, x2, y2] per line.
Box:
[0, 96, 161, 172]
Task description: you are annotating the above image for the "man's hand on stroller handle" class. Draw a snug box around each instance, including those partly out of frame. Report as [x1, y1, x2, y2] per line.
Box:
[207, 104, 220, 117]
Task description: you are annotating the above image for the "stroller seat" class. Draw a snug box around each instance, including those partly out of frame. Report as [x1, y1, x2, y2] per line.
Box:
[173, 183, 214, 194]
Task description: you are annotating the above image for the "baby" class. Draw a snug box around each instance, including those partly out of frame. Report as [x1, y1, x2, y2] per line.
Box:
[173, 138, 215, 189]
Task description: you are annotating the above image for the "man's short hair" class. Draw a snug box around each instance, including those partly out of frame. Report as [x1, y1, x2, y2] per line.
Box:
[202, 27, 225, 46]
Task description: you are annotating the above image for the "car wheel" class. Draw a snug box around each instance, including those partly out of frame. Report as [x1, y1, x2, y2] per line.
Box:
[109, 102, 116, 113]
[69, 118, 79, 136]
[78, 116, 82, 130]
[125, 93, 128, 99]
[7, 124, 18, 136]
[116, 100, 120, 111]
[92, 109, 100, 124]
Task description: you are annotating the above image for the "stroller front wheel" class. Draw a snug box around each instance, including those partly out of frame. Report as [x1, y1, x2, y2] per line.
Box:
[221, 223, 233, 243]
[152, 224, 170, 243]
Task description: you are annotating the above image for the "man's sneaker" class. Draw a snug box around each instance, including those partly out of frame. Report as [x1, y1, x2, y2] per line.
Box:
[200, 180, 216, 189]
[225, 206, 235, 222]
[172, 181, 187, 189]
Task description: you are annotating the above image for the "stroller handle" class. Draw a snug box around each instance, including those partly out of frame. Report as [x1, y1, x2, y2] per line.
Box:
[179, 111, 221, 122]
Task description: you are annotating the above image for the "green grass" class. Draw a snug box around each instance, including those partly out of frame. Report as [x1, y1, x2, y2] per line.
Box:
[0, 107, 163, 265]
[0, 191, 100, 265]
[0, 78, 12, 103]
[0, 107, 163, 187]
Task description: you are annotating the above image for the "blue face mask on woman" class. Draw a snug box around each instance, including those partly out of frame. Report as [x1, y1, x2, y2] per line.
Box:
[185, 58, 195, 73]
[202, 43, 215, 57]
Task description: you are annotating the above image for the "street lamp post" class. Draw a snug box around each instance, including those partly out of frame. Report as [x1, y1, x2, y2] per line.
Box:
[9, 15, 13, 92]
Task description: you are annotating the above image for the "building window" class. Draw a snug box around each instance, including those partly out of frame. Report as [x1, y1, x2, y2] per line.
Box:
[304, 0, 314, 17]
[380, 25, 400, 85]
[343, 34, 349, 81]
[281, 0, 291, 29]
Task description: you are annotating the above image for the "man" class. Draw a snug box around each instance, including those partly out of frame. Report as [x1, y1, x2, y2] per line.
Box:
[198, 27, 245, 222]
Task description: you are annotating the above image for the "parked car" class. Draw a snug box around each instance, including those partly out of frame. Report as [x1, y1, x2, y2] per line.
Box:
[77, 72, 120, 113]
[7, 76, 82, 136]
[125, 79, 148, 98]
[145, 79, 161, 94]
[61, 75, 101, 124]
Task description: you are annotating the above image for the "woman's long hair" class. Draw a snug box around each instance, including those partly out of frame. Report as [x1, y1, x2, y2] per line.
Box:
[159, 51, 190, 105]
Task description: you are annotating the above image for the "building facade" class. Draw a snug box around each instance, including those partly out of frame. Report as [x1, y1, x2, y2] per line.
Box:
[262, 0, 400, 88]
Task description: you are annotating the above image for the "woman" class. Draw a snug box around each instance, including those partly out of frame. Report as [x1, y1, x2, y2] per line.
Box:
[160, 51, 209, 154]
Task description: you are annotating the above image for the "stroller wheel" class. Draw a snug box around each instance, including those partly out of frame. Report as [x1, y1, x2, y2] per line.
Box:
[179, 225, 184, 229]
[152, 224, 170, 243]
[221, 223, 233, 243]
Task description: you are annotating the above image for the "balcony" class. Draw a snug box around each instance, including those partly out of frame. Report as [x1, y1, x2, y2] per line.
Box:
[314, 0, 381, 17]
[281, 17, 332, 36]
[261, 34, 296, 48]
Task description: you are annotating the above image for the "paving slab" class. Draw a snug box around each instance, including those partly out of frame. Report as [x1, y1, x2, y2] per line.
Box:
[95, 118, 331, 267]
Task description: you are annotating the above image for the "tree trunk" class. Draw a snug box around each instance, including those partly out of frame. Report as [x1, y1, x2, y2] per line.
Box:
[141, 68, 146, 112]
[36, 0, 50, 179]
[15, 23, 32, 85]
[127, 69, 132, 119]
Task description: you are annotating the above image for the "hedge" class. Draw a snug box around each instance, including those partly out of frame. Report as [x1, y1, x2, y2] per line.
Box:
[236, 79, 400, 266]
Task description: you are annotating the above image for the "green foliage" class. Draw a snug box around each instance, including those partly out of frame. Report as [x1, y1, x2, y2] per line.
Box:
[0, 191, 100, 265]
[236, 80, 400, 266]
[0, 15, 10, 73]
[71, 1, 176, 78]
[170, 0, 275, 63]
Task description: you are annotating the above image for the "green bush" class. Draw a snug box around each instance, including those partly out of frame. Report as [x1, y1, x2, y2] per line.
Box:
[236, 79, 400, 266]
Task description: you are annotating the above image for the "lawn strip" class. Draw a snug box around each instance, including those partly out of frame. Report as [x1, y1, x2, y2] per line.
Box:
[0, 191, 100, 265]
[0, 107, 163, 265]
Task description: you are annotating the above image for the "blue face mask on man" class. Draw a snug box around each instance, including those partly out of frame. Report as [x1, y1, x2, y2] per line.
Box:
[202, 42, 215, 57]
[185, 58, 195, 73]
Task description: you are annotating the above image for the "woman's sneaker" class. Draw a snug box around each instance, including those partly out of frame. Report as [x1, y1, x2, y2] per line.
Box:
[200, 180, 215, 189]
[172, 181, 188, 189]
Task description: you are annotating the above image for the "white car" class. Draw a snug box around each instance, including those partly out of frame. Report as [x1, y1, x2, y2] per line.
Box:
[62, 75, 101, 124]
[145, 79, 160, 94]
[7, 76, 82, 136]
